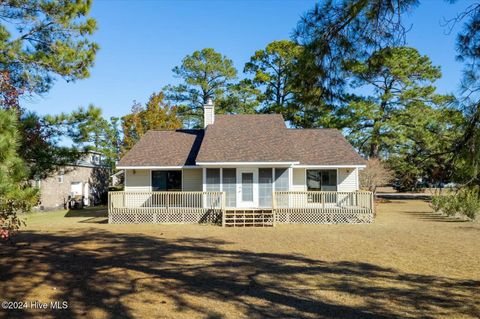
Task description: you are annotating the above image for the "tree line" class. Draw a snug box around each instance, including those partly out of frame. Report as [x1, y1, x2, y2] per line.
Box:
[1, 0, 480, 239]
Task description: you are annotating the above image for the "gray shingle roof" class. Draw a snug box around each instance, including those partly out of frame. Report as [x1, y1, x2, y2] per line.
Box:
[287, 129, 365, 165]
[117, 130, 203, 167]
[117, 114, 365, 167]
[196, 114, 298, 163]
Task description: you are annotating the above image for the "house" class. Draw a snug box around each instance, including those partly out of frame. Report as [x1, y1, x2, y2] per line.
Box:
[34, 151, 110, 210]
[110, 100, 373, 226]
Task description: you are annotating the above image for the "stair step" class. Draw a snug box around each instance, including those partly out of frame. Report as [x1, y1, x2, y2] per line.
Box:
[224, 210, 274, 227]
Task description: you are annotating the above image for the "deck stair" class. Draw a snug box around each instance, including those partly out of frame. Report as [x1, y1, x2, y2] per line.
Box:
[223, 209, 274, 227]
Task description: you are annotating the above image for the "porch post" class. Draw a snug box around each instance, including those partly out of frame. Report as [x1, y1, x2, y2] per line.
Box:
[108, 192, 112, 224]
[221, 191, 226, 227]
[166, 193, 170, 222]
[370, 191, 374, 216]
[272, 190, 276, 227]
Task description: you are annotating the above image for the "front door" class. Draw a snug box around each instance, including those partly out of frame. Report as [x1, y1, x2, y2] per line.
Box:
[237, 168, 258, 208]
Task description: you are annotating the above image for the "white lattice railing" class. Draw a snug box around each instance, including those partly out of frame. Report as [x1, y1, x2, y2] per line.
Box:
[273, 191, 374, 224]
[108, 191, 225, 224]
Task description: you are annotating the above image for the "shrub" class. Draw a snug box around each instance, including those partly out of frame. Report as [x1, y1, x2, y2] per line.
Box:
[431, 187, 480, 220]
[442, 195, 461, 217]
[457, 187, 480, 220]
[430, 194, 445, 213]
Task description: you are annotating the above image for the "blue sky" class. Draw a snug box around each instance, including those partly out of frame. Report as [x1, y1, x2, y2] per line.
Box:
[21, 0, 475, 119]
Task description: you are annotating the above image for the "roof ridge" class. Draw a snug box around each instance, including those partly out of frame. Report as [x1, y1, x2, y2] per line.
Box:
[287, 128, 339, 130]
[146, 129, 204, 132]
[216, 113, 283, 116]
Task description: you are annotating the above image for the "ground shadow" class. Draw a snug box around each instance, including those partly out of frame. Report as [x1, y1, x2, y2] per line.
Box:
[377, 194, 431, 200]
[457, 225, 480, 232]
[403, 211, 470, 223]
[1, 229, 478, 319]
[64, 207, 107, 218]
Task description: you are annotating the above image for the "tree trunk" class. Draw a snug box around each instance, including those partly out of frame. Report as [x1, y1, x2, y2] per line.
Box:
[369, 121, 381, 158]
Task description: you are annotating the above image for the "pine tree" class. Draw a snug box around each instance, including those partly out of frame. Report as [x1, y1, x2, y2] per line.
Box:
[0, 109, 38, 241]
[163, 48, 237, 127]
[343, 47, 451, 158]
[0, 0, 98, 95]
[0, 0, 98, 179]
[244, 40, 307, 124]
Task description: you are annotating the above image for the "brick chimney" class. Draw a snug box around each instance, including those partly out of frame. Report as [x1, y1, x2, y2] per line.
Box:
[203, 98, 215, 128]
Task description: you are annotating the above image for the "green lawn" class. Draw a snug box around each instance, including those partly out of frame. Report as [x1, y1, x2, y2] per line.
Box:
[1, 200, 479, 319]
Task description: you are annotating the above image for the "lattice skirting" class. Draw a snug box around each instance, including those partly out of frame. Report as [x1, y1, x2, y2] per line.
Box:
[109, 208, 373, 225]
[275, 208, 373, 224]
[109, 208, 222, 224]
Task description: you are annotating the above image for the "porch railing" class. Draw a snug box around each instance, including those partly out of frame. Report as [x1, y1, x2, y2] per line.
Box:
[108, 191, 225, 224]
[273, 191, 374, 224]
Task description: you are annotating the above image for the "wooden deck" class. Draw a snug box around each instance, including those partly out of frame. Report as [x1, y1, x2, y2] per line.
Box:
[108, 191, 374, 226]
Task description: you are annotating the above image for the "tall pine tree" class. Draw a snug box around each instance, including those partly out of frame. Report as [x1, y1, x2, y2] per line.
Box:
[163, 48, 237, 127]
[0, 109, 38, 240]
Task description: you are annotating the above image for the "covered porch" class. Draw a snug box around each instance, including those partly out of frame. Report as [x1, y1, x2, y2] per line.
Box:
[121, 165, 364, 209]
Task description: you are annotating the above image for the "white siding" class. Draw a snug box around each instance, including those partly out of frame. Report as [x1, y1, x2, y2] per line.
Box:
[337, 168, 358, 192]
[182, 168, 203, 191]
[123, 167, 359, 193]
[125, 169, 151, 192]
[292, 168, 306, 191]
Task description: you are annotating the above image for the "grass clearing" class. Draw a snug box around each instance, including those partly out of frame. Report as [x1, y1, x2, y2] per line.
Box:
[1, 200, 479, 318]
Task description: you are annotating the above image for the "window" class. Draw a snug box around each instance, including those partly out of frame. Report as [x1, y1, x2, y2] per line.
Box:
[152, 171, 182, 191]
[70, 181, 82, 196]
[306, 170, 337, 191]
[274, 168, 289, 191]
[57, 169, 64, 183]
[259, 168, 273, 207]
[90, 154, 103, 165]
[222, 168, 236, 207]
[206, 168, 220, 191]
[241, 172, 254, 201]
[306, 170, 337, 203]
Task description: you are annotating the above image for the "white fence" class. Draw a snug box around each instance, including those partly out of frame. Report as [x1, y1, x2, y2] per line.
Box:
[108, 191, 225, 224]
[273, 191, 374, 224]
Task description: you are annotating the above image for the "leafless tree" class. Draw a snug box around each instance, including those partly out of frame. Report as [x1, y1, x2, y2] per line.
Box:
[360, 158, 394, 195]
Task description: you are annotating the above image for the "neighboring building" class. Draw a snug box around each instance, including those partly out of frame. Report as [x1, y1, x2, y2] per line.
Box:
[35, 151, 110, 210]
[110, 170, 125, 187]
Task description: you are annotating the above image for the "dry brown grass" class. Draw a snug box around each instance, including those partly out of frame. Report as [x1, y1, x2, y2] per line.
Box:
[1, 200, 479, 319]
